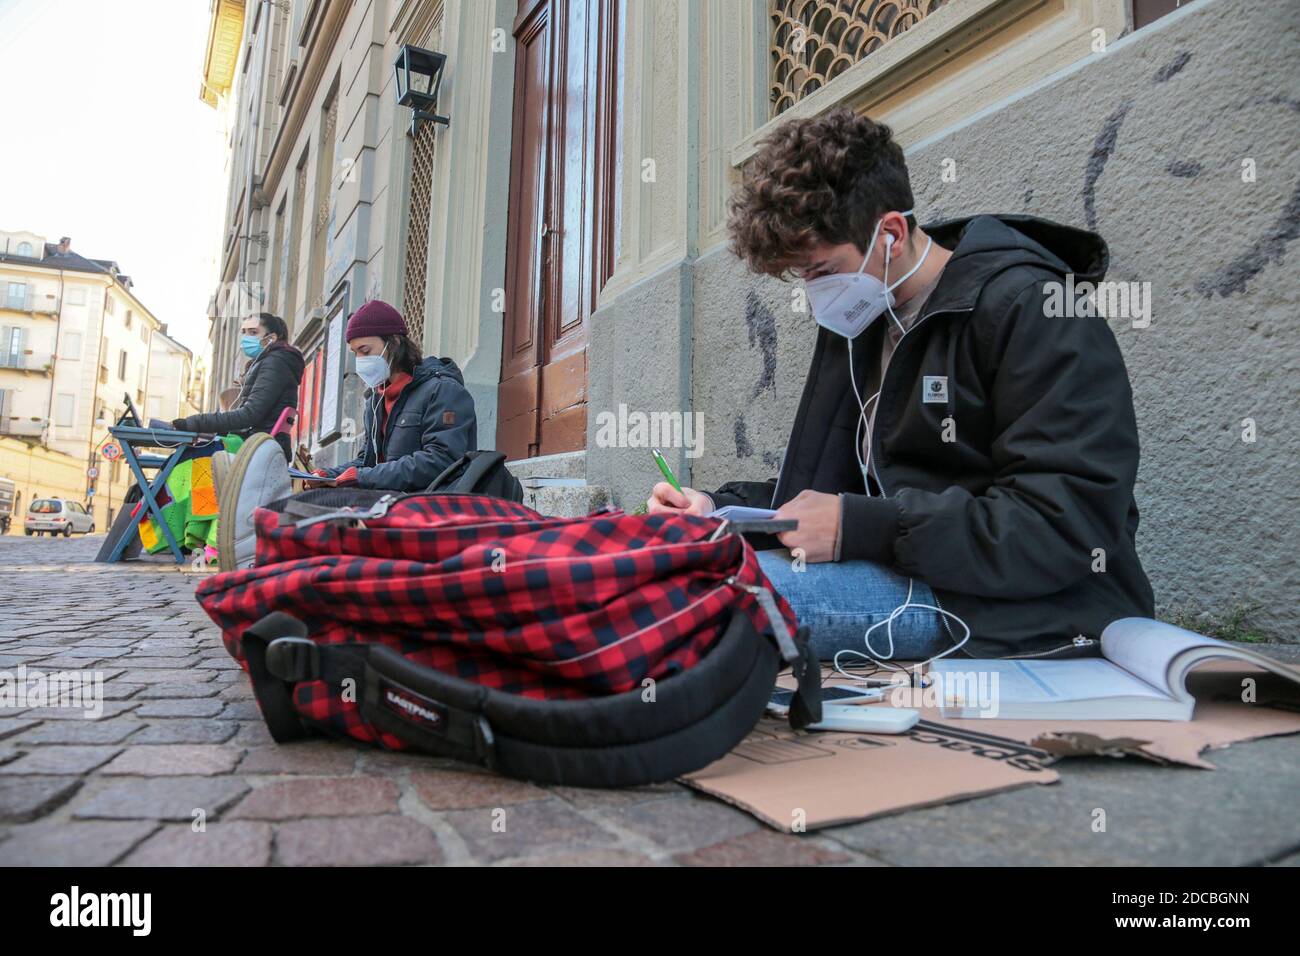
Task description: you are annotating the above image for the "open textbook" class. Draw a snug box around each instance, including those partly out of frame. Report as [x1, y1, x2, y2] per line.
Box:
[933, 617, 1300, 720]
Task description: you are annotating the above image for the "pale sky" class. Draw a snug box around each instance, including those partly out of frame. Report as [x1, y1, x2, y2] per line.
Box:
[0, 0, 230, 358]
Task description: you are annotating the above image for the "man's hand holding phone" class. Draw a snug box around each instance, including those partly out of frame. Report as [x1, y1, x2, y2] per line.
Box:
[773, 489, 841, 563]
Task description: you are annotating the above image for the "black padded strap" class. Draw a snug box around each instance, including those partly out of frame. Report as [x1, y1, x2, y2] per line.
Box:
[241, 612, 312, 743]
[239, 606, 813, 788]
[484, 624, 777, 787]
[349, 610, 780, 787]
[359, 645, 497, 766]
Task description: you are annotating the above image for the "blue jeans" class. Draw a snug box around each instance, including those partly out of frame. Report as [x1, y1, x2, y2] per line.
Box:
[756, 549, 952, 662]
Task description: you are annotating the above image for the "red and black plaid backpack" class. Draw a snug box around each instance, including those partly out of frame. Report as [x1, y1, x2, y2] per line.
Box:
[195, 489, 821, 787]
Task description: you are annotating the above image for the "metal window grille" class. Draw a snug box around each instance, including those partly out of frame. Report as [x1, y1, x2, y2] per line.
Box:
[400, 119, 437, 349]
[770, 0, 948, 116]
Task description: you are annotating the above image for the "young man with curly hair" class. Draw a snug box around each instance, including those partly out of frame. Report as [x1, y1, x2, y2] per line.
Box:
[647, 107, 1154, 665]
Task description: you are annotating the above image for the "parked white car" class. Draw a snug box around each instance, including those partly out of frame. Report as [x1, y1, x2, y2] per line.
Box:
[25, 498, 95, 537]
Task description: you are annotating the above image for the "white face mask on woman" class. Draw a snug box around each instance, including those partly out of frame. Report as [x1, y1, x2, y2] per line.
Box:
[354, 348, 390, 389]
[804, 209, 932, 339]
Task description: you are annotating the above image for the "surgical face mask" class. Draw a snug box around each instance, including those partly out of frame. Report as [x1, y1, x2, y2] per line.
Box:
[804, 210, 932, 339]
[354, 348, 390, 389]
[240, 334, 267, 359]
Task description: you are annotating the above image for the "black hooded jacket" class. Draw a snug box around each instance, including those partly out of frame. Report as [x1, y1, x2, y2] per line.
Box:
[322, 355, 477, 492]
[174, 342, 305, 452]
[710, 215, 1155, 659]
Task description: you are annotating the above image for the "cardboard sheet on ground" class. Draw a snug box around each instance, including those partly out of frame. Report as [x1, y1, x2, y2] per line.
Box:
[683, 716, 1060, 832]
[683, 661, 1300, 832]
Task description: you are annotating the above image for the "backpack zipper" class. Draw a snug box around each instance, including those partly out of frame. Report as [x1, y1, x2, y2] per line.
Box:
[290, 492, 574, 535]
[292, 493, 398, 528]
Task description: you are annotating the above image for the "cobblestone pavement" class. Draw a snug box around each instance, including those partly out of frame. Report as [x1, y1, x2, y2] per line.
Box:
[1, 533, 1298, 866]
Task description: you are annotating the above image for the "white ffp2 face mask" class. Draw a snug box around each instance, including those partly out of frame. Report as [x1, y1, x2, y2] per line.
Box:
[354, 350, 390, 388]
[804, 210, 932, 339]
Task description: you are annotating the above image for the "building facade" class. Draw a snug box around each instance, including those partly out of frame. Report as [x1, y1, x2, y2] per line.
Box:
[148, 329, 203, 423]
[0, 231, 177, 530]
[204, 0, 1298, 636]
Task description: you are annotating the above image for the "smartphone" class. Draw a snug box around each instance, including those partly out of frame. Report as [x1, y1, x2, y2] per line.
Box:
[767, 685, 883, 716]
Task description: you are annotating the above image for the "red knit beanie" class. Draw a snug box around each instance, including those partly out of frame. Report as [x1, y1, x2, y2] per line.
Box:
[345, 300, 407, 341]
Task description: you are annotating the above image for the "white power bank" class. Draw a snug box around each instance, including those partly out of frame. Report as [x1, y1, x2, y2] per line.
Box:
[805, 704, 920, 734]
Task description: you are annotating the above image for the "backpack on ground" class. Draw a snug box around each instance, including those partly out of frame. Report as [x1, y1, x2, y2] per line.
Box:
[195, 489, 820, 787]
[426, 450, 524, 502]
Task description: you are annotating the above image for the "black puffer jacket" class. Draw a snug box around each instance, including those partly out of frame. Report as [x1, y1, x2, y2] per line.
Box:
[710, 215, 1155, 659]
[323, 356, 477, 492]
[174, 342, 305, 458]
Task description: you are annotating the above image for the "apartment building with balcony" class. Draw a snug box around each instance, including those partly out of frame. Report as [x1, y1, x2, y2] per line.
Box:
[0, 230, 172, 529]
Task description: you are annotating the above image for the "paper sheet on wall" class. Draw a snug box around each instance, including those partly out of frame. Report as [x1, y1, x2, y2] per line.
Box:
[318, 309, 344, 438]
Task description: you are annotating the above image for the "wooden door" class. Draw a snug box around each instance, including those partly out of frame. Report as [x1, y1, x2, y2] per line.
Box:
[498, 0, 617, 460]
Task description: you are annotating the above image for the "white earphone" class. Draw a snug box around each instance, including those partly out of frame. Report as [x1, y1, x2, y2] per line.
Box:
[365, 392, 381, 462]
[848, 228, 903, 482]
[837, 219, 973, 681]
[832, 577, 972, 683]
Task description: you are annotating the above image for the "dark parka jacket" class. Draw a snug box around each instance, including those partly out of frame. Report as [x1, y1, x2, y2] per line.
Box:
[323, 356, 477, 492]
[709, 215, 1155, 659]
[174, 342, 305, 458]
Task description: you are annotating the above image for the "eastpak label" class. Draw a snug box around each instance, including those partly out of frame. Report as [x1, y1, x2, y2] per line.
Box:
[379, 681, 448, 733]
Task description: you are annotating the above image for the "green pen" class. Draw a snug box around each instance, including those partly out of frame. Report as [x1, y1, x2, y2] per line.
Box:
[651, 447, 683, 494]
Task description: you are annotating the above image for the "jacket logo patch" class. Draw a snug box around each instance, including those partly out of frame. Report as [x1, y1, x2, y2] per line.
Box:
[442, 410, 456, 426]
[380, 682, 448, 733]
[923, 376, 949, 404]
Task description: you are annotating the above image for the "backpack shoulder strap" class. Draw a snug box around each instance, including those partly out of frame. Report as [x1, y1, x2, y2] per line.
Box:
[426, 450, 508, 493]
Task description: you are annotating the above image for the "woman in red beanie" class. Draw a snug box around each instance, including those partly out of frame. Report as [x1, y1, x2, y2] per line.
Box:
[312, 300, 477, 491]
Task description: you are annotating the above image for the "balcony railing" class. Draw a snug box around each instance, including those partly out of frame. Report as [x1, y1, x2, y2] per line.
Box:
[0, 416, 46, 437]
[770, 0, 950, 116]
[1, 289, 59, 315]
[0, 351, 54, 374]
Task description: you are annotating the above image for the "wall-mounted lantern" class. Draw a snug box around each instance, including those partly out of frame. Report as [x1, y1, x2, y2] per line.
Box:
[394, 44, 449, 136]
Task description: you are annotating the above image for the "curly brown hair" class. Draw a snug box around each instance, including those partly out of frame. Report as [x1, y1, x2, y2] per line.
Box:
[728, 107, 915, 277]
